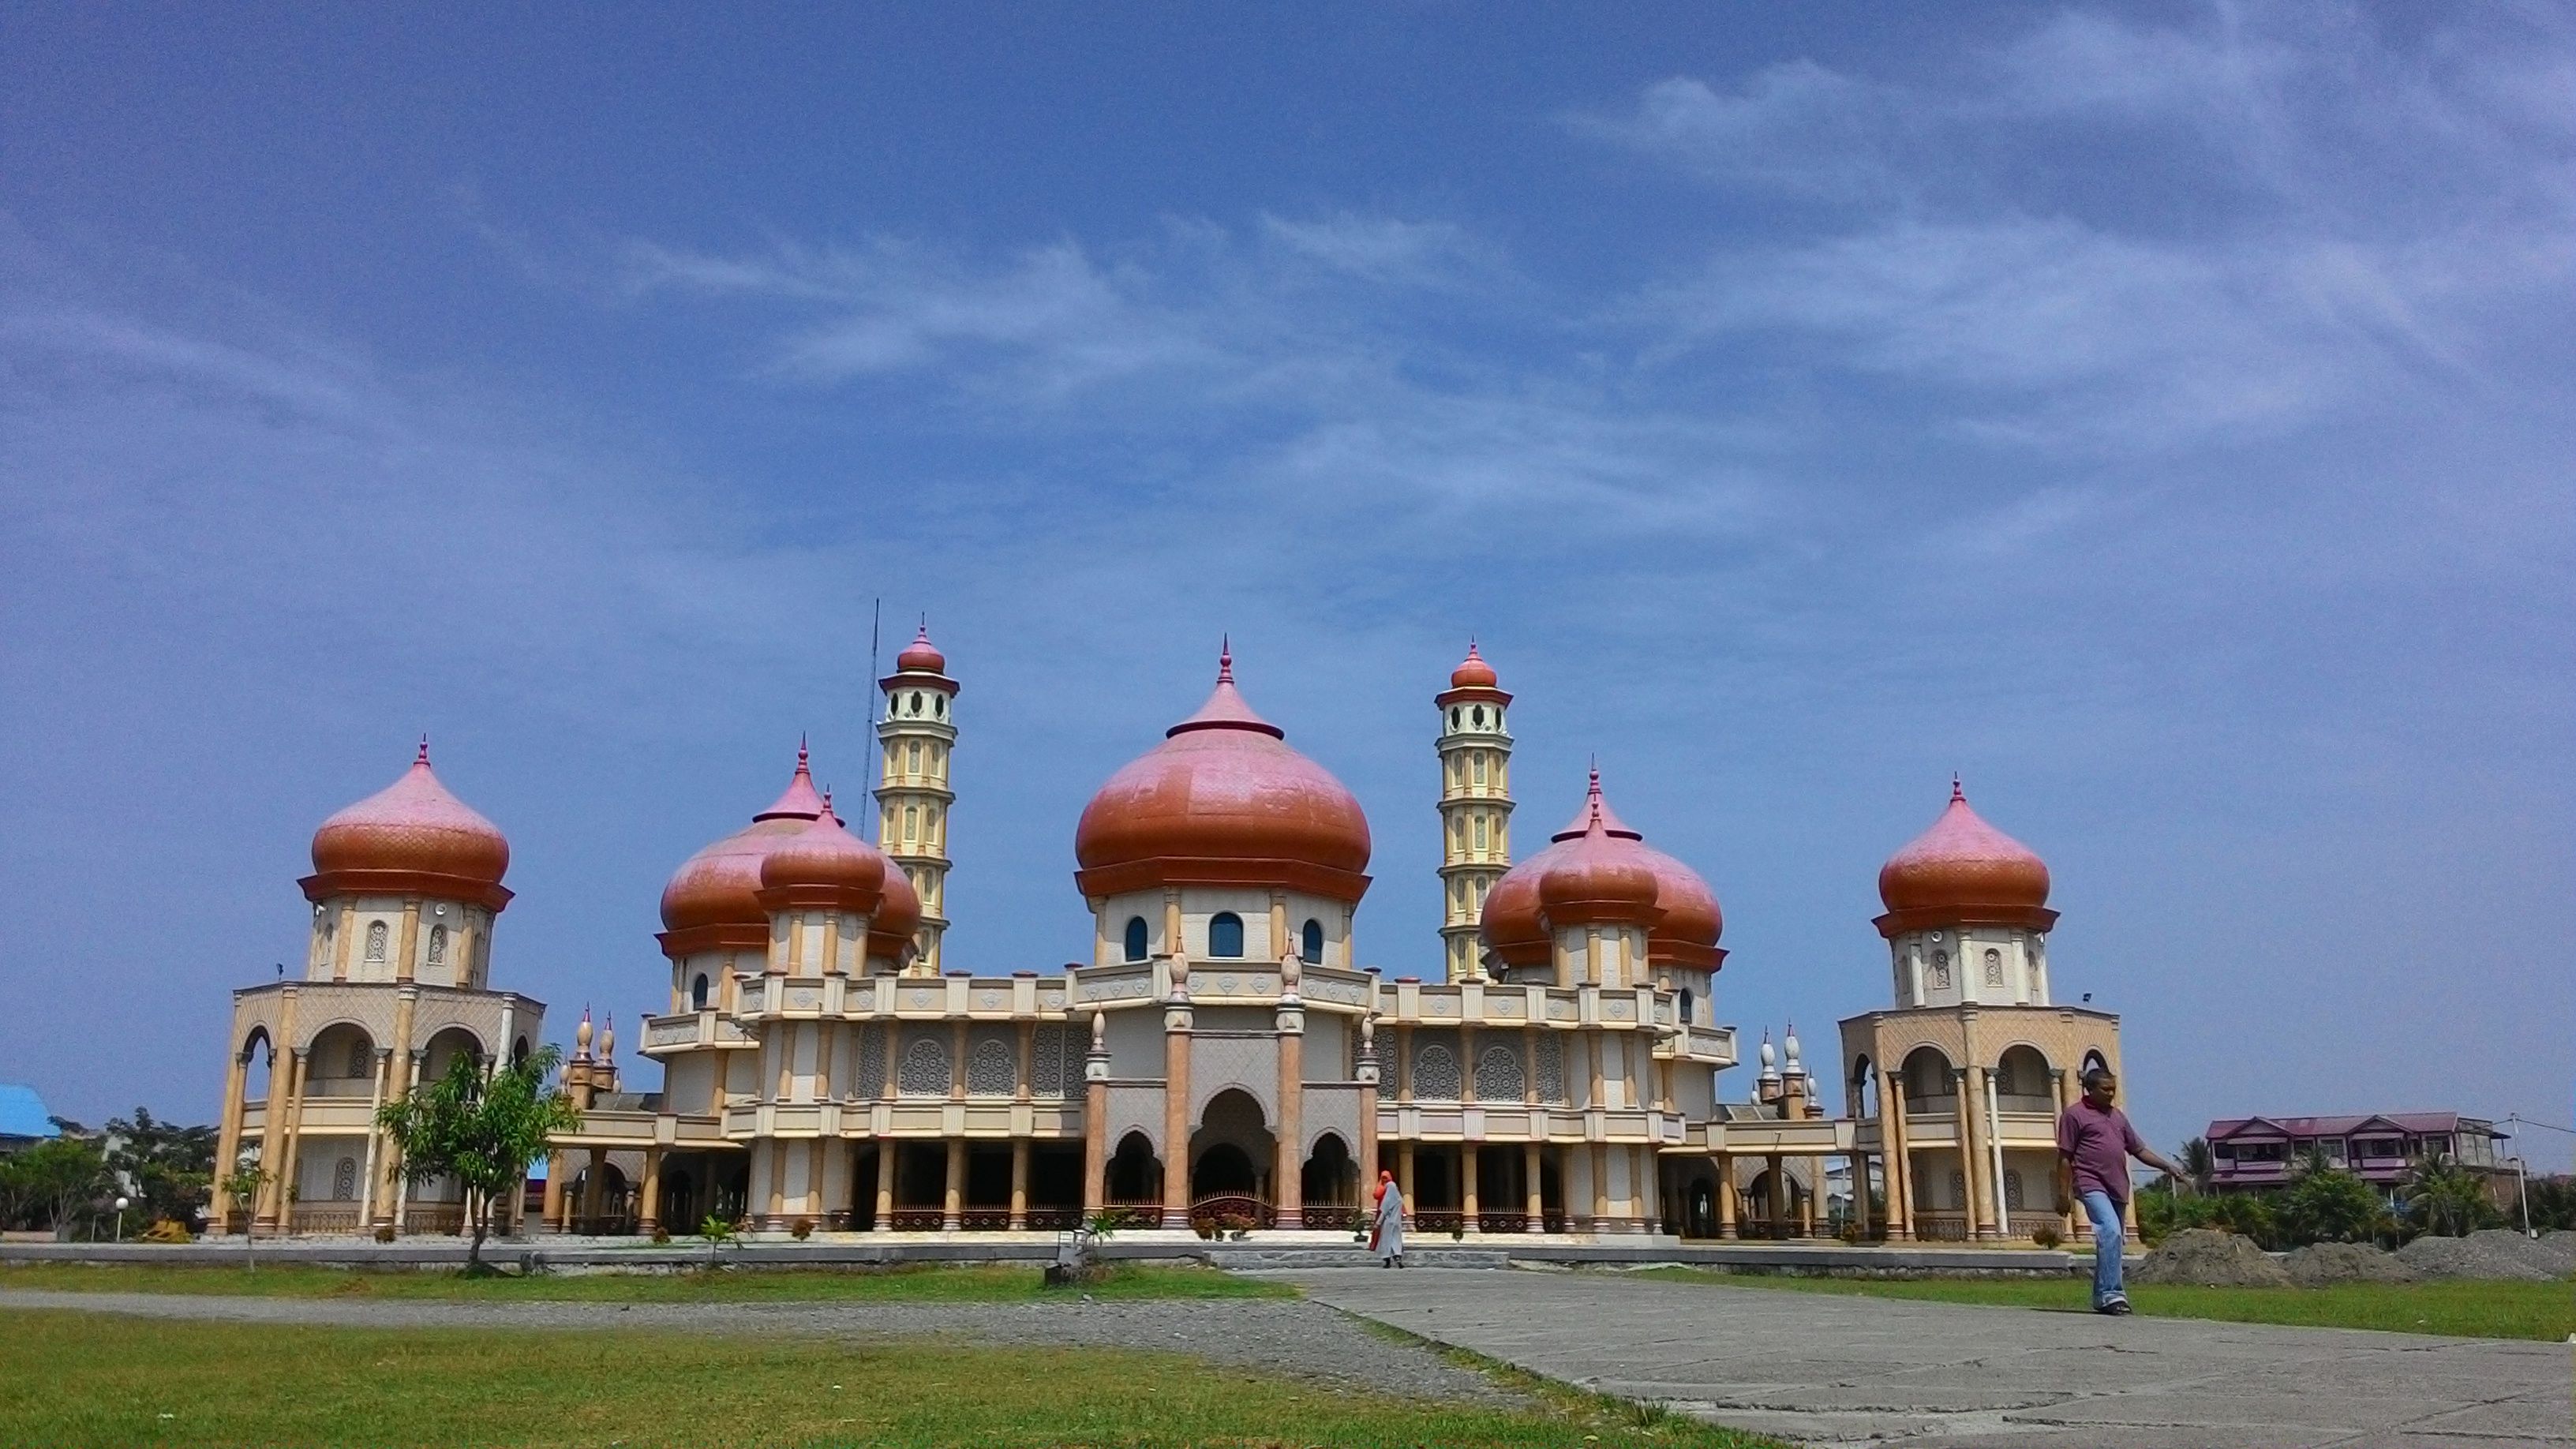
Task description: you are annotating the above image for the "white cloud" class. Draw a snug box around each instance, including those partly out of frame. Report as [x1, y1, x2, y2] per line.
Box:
[1567, 66, 1907, 202]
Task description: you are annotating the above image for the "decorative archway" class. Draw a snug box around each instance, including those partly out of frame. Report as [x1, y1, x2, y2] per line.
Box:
[1106, 1131, 1162, 1208]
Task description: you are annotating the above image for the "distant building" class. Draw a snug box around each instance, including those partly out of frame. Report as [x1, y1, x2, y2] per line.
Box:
[0, 1084, 63, 1152]
[2204, 1112, 2514, 1203]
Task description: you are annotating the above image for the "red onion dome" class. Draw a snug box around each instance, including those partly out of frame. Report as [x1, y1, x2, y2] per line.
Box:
[1449, 642, 1498, 690]
[1874, 778, 2056, 938]
[1533, 785, 1662, 928]
[659, 743, 830, 953]
[303, 739, 512, 911]
[758, 799, 886, 912]
[1480, 769, 1722, 968]
[895, 622, 946, 675]
[1074, 646, 1372, 903]
[869, 865, 923, 961]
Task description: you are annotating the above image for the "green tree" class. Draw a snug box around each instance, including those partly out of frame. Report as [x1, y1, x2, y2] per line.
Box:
[219, 1163, 271, 1267]
[2401, 1155, 2499, 1237]
[2175, 1137, 2214, 1193]
[5, 1139, 111, 1237]
[2278, 1158, 2383, 1245]
[377, 1045, 582, 1274]
[2525, 1175, 2576, 1232]
[105, 1107, 216, 1228]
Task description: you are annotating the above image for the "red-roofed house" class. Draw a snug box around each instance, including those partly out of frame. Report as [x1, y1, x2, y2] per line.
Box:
[2204, 1112, 2514, 1204]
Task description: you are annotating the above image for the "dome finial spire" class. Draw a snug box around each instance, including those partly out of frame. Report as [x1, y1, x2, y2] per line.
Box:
[1951, 773, 1964, 803]
[416, 734, 430, 766]
[1217, 635, 1234, 684]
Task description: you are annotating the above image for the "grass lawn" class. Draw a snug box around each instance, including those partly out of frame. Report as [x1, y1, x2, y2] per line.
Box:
[0, 1260, 1289, 1302]
[0, 1309, 1785, 1448]
[1634, 1267, 2576, 1342]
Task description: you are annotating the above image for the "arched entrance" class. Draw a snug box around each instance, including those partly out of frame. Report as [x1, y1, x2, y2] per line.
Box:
[1189, 1089, 1275, 1229]
[1300, 1133, 1360, 1229]
[1106, 1132, 1162, 1211]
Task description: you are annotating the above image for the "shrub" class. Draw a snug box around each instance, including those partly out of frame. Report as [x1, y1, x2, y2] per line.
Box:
[789, 1217, 814, 1241]
[2031, 1222, 2063, 1249]
[651, 1227, 672, 1245]
[373, 1224, 397, 1245]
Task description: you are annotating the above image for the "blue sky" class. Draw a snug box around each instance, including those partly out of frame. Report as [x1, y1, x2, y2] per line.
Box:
[3, 3, 2570, 1166]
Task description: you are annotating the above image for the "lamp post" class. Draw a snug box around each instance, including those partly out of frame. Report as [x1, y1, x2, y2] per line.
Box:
[114, 1196, 130, 1244]
[2508, 1156, 2532, 1237]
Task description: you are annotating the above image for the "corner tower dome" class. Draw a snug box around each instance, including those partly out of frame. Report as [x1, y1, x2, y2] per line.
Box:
[303, 739, 512, 910]
[1073, 645, 1372, 902]
[757, 796, 887, 912]
[1874, 777, 2056, 938]
[659, 742, 830, 953]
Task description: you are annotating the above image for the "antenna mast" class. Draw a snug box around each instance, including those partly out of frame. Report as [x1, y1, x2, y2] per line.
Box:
[863, 597, 882, 841]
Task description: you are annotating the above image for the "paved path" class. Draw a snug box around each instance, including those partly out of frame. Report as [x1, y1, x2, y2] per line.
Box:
[1276, 1267, 2575, 1448]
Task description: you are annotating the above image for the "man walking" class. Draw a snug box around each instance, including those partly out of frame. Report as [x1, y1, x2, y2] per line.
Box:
[2056, 1066, 2181, 1315]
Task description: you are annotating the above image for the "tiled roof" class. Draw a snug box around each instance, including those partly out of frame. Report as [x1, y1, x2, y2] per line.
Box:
[2205, 1111, 2496, 1140]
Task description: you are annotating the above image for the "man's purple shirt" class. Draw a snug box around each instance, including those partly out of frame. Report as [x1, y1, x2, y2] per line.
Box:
[2057, 1097, 2145, 1204]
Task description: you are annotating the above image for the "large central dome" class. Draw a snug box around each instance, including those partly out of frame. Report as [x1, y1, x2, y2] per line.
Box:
[1074, 648, 1372, 902]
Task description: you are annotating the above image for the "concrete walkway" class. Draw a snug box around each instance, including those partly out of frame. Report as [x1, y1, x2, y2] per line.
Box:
[1276, 1267, 2575, 1448]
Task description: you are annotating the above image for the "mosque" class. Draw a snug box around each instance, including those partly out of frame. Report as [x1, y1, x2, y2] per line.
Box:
[208, 633, 2128, 1245]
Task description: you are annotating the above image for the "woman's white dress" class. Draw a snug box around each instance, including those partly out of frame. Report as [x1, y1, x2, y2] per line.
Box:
[1373, 1183, 1405, 1261]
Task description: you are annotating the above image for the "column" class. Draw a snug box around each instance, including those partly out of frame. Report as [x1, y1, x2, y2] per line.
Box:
[1161, 1002, 1192, 1229]
[356, 1046, 389, 1230]
[582, 1147, 605, 1232]
[1964, 1066, 1998, 1240]
[1852, 1151, 1874, 1239]
[1462, 1144, 1481, 1234]
[1589, 1142, 1608, 1230]
[1273, 999, 1304, 1230]
[1713, 1151, 1737, 1237]
[273, 1049, 311, 1231]
[1883, 1069, 1914, 1242]
[942, 1139, 965, 1230]
[1082, 1084, 1108, 1215]
[1523, 1142, 1543, 1234]
[1953, 1068, 1987, 1241]
[874, 1142, 897, 1231]
[541, 1151, 567, 1230]
[2050, 1067, 2080, 1242]
[395, 899, 421, 983]
[639, 1148, 664, 1236]
[1765, 1152, 1784, 1238]
[210, 1045, 249, 1230]
[375, 988, 417, 1225]
[1397, 1140, 1415, 1205]
[1009, 1139, 1029, 1230]
[1799, 1163, 1816, 1238]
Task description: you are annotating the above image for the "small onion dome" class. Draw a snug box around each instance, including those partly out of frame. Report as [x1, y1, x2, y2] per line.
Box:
[757, 798, 886, 912]
[882, 620, 959, 696]
[302, 739, 512, 911]
[1435, 639, 1512, 710]
[1479, 769, 1723, 968]
[869, 865, 922, 962]
[1874, 777, 2057, 938]
[1533, 781, 1663, 929]
[658, 743, 829, 954]
[1074, 645, 1372, 902]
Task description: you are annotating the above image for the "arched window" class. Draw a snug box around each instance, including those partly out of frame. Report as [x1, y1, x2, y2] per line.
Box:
[1983, 947, 2004, 987]
[2004, 1169, 2026, 1211]
[903, 806, 918, 841]
[934, 695, 945, 718]
[332, 1157, 358, 1201]
[426, 924, 447, 968]
[908, 740, 922, 773]
[1122, 916, 1149, 963]
[1413, 1043, 1462, 1099]
[1471, 705, 1485, 727]
[346, 1039, 372, 1078]
[1679, 987, 1694, 1024]
[1301, 919, 1324, 964]
[1448, 706, 1460, 729]
[1473, 752, 1487, 784]
[1208, 912, 1244, 958]
[1930, 950, 1951, 989]
[908, 691, 923, 715]
[364, 921, 388, 964]
[691, 973, 710, 1010]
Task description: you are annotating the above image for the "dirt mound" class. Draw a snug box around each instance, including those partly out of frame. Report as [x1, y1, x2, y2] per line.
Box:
[2282, 1241, 2418, 1286]
[2395, 1232, 2555, 1281]
[2465, 1229, 2574, 1279]
[2132, 1229, 2290, 1287]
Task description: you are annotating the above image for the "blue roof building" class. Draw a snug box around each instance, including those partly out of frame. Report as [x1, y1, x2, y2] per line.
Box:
[0, 1084, 62, 1148]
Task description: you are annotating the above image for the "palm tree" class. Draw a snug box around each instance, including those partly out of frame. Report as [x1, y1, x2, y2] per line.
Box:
[2400, 1155, 2495, 1238]
[2176, 1137, 2213, 1194]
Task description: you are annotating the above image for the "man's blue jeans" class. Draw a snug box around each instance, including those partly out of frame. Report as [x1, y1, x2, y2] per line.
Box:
[2080, 1189, 2125, 1306]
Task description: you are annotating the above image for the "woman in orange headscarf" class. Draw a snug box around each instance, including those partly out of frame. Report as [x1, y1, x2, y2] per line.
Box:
[1369, 1169, 1405, 1267]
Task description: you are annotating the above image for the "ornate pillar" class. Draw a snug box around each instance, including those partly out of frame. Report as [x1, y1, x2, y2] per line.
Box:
[942, 1139, 965, 1230]
[1355, 1016, 1381, 1182]
[1883, 1069, 1914, 1241]
[273, 1048, 311, 1230]
[582, 1147, 606, 1232]
[639, 1148, 664, 1236]
[2050, 1067, 2080, 1242]
[1009, 1139, 1029, 1230]
[1081, 1014, 1110, 1216]
[395, 899, 421, 983]
[1713, 1151, 1737, 1237]
[1960, 1065, 1996, 1241]
[1523, 1141, 1543, 1233]
[1462, 1144, 1481, 1233]
[357, 1046, 389, 1230]
[210, 1043, 250, 1229]
[1161, 982, 1193, 1229]
[1273, 974, 1305, 1229]
[1589, 1143, 1608, 1230]
[874, 1140, 897, 1230]
[541, 1151, 567, 1230]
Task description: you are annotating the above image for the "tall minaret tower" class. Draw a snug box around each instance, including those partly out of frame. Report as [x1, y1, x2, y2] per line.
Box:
[875, 620, 958, 975]
[1434, 642, 1514, 980]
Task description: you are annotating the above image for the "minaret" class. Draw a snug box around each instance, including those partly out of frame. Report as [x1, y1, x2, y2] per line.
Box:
[875, 621, 958, 974]
[1434, 642, 1514, 980]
